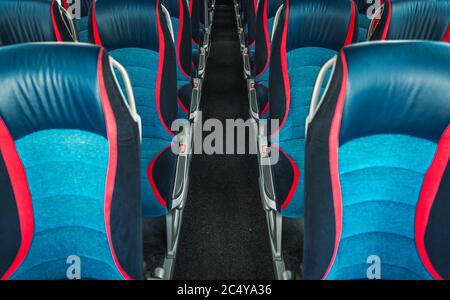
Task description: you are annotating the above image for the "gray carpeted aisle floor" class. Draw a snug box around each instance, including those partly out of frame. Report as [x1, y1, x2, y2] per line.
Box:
[173, 2, 274, 280]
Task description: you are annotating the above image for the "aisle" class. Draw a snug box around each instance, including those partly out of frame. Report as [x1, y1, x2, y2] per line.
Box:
[173, 3, 274, 279]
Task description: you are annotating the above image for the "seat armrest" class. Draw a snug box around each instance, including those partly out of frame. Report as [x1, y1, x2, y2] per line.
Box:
[248, 79, 259, 120]
[258, 132, 277, 211]
[242, 48, 251, 79]
[238, 27, 246, 50]
[198, 47, 207, 78]
[203, 29, 210, 53]
[172, 121, 192, 209]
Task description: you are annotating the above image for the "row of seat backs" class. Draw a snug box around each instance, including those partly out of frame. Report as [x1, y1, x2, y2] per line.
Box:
[258, 0, 450, 218]
[0, 0, 195, 217]
[190, 0, 208, 45]
[254, 0, 284, 79]
[0, 0, 179, 232]
[239, 0, 257, 48]
[303, 40, 450, 280]
[261, 0, 450, 279]
[0, 0, 194, 279]
[261, 0, 358, 218]
[0, 43, 143, 280]
[0, 0, 187, 279]
[89, 0, 199, 116]
[62, 0, 206, 77]
[88, 0, 182, 217]
[255, 0, 450, 95]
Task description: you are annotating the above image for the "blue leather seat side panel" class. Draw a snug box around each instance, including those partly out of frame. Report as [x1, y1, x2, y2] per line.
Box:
[109, 48, 173, 217]
[276, 47, 335, 218]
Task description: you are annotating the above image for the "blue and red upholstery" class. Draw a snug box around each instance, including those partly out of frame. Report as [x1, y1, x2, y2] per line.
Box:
[371, 0, 450, 41]
[189, 0, 202, 70]
[254, 0, 284, 116]
[62, 0, 93, 42]
[240, 0, 257, 51]
[89, 0, 179, 217]
[162, 0, 193, 116]
[303, 41, 450, 280]
[0, 0, 75, 45]
[268, 0, 358, 218]
[0, 43, 142, 280]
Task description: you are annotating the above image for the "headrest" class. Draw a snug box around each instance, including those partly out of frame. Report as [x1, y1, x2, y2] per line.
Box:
[336, 41, 450, 145]
[90, 0, 161, 51]
[62, 0, 92, 17]
[0, 0, 74, 45]
[285, 0, 358, 51]
[372, 0, 450, 41]
[0, 43, 109, 140]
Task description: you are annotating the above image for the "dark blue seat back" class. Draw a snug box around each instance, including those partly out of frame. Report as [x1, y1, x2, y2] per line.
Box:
[371, 0, 450, 41]
[190, 0, 208, 47]
[240, 0, 257, 49]
[0, 0, 75, 45]
[267, 0, 358, 218]
[304, 41, 450, 280]
[254, 0, 285, 115]
[161, 0, 193, 116]
[89, 0, 179, 217]
[0, 43, 142, 280]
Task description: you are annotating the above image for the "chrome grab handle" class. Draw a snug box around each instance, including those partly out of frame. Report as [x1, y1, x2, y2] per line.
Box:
[110, 58, 142, 139]
[306, 56, 337, 135]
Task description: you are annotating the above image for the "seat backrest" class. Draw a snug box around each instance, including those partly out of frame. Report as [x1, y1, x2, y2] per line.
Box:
[62, 0, 93, 42]
[267, 0, 358, 218]
[89, 0, 178, 217]
[241, 0, 257, 47]
[371, 0, 450, 41]
[189, 0, 202, 46]
[0, 0, 75, 45]
[0, 43, 142, 280]
[304, 41, 450, 280]
[162, 0, 193, 115]
[161, 0, 192, 80]
[255, 0, 284, 80]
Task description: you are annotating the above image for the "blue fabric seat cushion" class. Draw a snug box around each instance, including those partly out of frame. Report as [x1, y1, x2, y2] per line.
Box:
[325, 134, 437, 280]
[10, 129, 124, 280]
